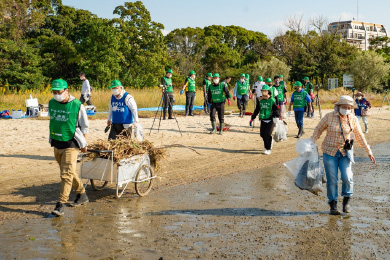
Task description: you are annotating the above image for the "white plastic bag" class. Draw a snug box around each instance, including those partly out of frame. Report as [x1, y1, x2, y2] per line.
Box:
[273, 119, 288, 142]
[133, 123, 143, 142]
[283, 138, 324, 195]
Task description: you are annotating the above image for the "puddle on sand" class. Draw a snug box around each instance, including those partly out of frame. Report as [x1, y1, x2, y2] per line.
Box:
[1, 144, 390, 259]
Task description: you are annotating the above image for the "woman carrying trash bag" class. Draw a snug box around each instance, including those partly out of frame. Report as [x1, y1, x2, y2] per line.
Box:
[311, 95, 376, 215]
[249, 85, 280, 155]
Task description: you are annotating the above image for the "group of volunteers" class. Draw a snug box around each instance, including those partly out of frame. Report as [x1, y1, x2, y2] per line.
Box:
[48, 69, 375, 217]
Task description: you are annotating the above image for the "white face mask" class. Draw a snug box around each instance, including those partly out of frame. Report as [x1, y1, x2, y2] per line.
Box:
[240, 79, 245, 83]
[213, 78, 220, 84]
[339, 108, 351, 116]
[53, 92, 66, 102]
[357, 96, 362, 100]
[112, 88, 121, 96]
[80, 77, 83, 80]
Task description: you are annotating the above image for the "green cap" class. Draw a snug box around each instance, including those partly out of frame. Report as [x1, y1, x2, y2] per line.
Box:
[240, 73, 245, 77]
[293, 81, 302, 87]
[279, 74, 283, 78]
[265, 78, 272, 83]
[261, 85, 271, 91]
[189, 70, 196, 76]
[245, 74, 250, 79]
[303, 76, 309, 81]
[207, 72, 213, 77]
[166, 69, 173, 74]
[51, 79, 68, 91]
[213, 73, 220, 78]
[110, 79, 122, 89]
[257, 76, 263, 82]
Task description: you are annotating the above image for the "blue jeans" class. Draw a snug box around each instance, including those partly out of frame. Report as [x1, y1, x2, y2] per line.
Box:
[323, 150, 353, 202]
[294, 111, 305, 128]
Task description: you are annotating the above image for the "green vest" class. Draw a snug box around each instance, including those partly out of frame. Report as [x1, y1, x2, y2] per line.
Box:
[305, 82, 314, 94]
[163, 77, 173, 93]
[293, 90, 308, 109]
[237, 80, 248, 95]
[204, 78, 211, 92]
[186, 77, 196, 92]
[270, 86, 276, 98]
[210, 83, 225, 103]
[49, 98, 81, 142]
[274, 85, 284, 101]
[259, 98, 275, 120]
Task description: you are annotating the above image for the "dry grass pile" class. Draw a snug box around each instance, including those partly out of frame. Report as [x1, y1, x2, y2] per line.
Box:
[88, 135, 166, 171]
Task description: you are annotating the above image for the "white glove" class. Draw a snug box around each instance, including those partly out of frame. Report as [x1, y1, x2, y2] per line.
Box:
[273, 118, 279, 124]
[83, 95, 89, 102]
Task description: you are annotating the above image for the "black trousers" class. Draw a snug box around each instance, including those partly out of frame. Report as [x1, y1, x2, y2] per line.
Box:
[108, 124, 132, 140]
[163, 92, 174, 117]
[185, 92, 196, 115]
[210, 102, 225, 123]
[204, 93, 210, 114]
[260, 120, 275, 150]
[80, 94, 92, 105]
[237, 95, 249, 111]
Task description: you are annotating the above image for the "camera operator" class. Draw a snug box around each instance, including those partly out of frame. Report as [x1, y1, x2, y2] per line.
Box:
[311, 95, 376, 215]
[161, 69, 175, 120]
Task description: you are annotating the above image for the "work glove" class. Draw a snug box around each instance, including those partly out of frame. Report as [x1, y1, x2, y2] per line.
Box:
[249, 94, 252, 99]
[249, 119, 253, 126]
[273, 118, 279, 124]
[227, 100, 231, 106]
[180, 90, 183, 95]
[104, 125, 111, 133]
[233, 96, 236, 101]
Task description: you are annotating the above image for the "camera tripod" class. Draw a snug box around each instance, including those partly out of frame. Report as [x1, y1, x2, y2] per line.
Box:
[377, 89, 390, 114]
[148, 87, 183, 136]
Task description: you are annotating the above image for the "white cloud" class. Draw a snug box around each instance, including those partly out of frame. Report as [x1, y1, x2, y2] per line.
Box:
[161, 29, 170, 36]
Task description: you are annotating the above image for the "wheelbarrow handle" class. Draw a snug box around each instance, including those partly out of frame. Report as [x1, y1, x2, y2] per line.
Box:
[87, 149, 113, 153]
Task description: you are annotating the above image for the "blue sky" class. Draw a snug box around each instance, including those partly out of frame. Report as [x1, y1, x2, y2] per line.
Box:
[62, 0, 390, 38]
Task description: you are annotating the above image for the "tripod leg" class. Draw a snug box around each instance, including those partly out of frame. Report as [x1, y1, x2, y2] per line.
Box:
[317, 96, 322, 119]
[149, 94, 164, 135]
[168, 96, 183, 136]
[157, 103, 163, 133]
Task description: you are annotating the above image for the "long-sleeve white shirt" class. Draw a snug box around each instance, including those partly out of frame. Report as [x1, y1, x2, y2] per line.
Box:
[107, 89, 139, 128]
[81, 79, 91, 95]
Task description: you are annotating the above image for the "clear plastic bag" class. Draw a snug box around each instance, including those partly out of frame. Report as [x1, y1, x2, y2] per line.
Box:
[273, 119, 288, 142]
[134, 123, 143, 142]
[283, 138, 324, 195]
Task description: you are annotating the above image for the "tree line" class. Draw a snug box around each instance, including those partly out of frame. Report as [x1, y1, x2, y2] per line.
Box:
[1, 1, 389, 92]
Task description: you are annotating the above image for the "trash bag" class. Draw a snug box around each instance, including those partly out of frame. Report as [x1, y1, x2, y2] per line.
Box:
[273, 119, 288, 142]
[283, 138, 324, 195]
[134, 123, 143, 142]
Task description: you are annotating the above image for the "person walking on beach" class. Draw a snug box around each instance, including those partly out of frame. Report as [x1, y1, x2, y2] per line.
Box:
[161, 69, 174, 120]
[273, 75, 287, 115]
[354, 92, 371, 133]
[181, 70, 197, 116]
[288, 81, 312, 138]
[49, 79, 89, 216]
[203, 72, 213, 115]
[208, 73, 231, 135]
[311, 95, 376, 215]
[107, 80, 139, 140]
[303, 76, 314, 118]
[79, 72, 93, 106]
[250, 85, 280, 155]
[233, 73, 251, 117]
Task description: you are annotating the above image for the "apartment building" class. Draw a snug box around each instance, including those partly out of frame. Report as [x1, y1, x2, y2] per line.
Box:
[328, 20, 388, 50]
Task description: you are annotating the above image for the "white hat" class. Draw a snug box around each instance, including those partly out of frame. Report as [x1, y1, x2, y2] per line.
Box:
[335, 95, 356, 108]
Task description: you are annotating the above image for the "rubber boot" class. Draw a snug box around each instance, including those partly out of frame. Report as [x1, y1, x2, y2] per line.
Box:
[210, 121, 217, 134]
[296, 127, 302, 138]
[163, 110, 167, 120]
[301, 127, 305, 136]
[242, 110, 246, 118]
[364, 124, 368, 133]
[343, 196, 351, 213]
[218, 123, 224, 135]
[329, 200, 340, 215]
[168, 109, 173, 119]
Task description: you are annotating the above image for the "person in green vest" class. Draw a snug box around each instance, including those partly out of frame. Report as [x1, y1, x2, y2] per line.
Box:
[233, 73, 251, 117]
[272, 75, 288, 114]
[250, 85, 280, 155]
[49, 79, 89, 216]
[288, 81, 313, 138]
[263, 77, 279, 101]
[160, 69, 174, 120]
[207, 73, 231, 134]
[303, 76, 315, 118]
[203, 72, 213, 115]
[181, 70, 197, 116]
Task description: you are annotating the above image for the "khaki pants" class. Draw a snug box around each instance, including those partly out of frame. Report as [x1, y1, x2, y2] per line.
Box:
[54, 147, 85, 203]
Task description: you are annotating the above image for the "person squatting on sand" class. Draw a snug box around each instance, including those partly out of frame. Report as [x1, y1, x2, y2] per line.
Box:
[311, 95, 376, 215]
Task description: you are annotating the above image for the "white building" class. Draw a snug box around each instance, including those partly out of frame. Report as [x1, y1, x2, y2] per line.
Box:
[328, 21, 388, 50]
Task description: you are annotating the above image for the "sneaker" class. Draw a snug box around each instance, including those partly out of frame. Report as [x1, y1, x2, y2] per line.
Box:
[263, 150, 271, 155]
[52, 202, 64, 216]
[70, 193, 89, 207]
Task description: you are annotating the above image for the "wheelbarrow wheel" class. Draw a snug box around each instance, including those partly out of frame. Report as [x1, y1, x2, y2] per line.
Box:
[135, 165, 154, 197]
[90, 179, 108, 191]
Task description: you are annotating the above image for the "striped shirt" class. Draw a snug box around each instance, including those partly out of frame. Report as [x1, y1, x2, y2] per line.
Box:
[311, 111, 372, 156]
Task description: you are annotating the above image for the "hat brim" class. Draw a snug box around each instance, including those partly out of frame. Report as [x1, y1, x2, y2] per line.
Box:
[335, 100, 357, 108]
[51, 87, 67, 91]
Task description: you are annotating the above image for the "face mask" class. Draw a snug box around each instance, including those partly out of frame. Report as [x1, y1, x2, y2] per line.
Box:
[213, 79, 219, 84]
[167, 75, 172, 78]
[357, 96, 362, 100]
[112, 88, 121, 96]
[80, 77, 83, 80]
[240, 79, 245, 83]
[339, 108, 351, 116]
[53, 93, 66, 102]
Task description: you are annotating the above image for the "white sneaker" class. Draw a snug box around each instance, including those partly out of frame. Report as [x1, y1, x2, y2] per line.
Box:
[263, 150, 271, 155]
